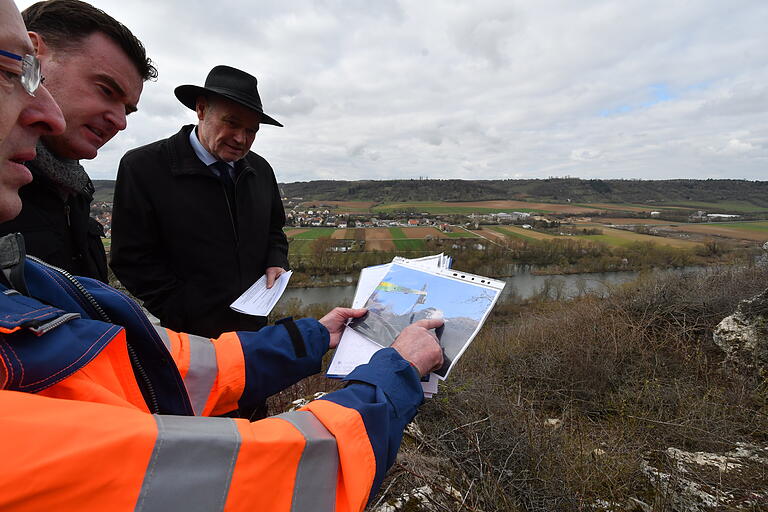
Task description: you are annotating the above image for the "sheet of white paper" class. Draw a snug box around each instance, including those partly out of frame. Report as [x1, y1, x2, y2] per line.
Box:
[230, 270, 293, 316]
[422, 373, 439, 394]
[326, 264, 391, 375]
[352, 264, 392, 308]
[347, 261, 505, 380]
[327, 255, 448, 396]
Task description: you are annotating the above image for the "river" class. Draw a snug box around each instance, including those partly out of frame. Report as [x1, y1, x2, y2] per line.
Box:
[281, 266, 698, 308]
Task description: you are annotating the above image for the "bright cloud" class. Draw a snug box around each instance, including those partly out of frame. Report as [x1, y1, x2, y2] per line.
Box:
[16, 0, 768, 182]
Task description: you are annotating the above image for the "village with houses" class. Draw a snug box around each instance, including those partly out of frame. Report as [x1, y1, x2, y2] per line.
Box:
[90, 193, 748, 247]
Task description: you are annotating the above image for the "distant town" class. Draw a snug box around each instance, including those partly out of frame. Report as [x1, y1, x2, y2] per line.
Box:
[91, 195, 743, 239]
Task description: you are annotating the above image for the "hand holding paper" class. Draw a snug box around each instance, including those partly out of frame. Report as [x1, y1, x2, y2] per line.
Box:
[391, 318, 444, 376]
[230, 270, 292, 316]
[318, 307, 367, 348]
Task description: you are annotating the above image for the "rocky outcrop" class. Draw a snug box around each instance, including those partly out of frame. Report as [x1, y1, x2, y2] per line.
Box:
[641, 444, 768, 511]
[712, 287, 768, 377]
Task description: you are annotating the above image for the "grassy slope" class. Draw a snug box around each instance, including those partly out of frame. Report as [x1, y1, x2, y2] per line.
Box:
[269, 264, 768, 509]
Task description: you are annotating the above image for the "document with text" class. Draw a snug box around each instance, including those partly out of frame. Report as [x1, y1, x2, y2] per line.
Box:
[230, 270, 293, 316]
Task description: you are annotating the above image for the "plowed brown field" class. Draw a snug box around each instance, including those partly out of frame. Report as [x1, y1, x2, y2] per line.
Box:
[364, 228, 396, 251]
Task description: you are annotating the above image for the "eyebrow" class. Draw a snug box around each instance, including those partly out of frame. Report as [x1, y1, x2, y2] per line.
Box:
[97, 73, 138, 114]
[223, 114, 260, 130]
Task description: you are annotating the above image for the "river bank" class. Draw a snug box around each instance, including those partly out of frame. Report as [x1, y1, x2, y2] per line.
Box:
[280, 264, 709, 310]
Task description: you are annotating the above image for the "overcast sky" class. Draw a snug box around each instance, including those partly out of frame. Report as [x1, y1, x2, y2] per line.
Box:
[17, 0, 768, 182]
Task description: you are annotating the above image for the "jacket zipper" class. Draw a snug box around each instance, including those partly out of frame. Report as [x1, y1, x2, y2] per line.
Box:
[27, 256, 161, 414]
[29, 312, 81, 335]
[64, 204, 71, 227]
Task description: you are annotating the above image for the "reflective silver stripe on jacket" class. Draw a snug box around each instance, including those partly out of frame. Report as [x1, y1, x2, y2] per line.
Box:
[276, 411, 339, 512]
[135, 415, 240, 512]
[185, 334, 218, 414]
[153, 326, 171, 351]
[153, 327, 218, 415]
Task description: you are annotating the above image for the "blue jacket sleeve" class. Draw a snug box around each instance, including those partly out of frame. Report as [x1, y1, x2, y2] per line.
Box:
[321, 348, 424, 499]
[236, 318, 330, 410]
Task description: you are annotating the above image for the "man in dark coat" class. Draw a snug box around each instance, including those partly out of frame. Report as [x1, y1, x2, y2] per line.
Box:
[0, 0, 155, 281]
[110, 65, 289, 340]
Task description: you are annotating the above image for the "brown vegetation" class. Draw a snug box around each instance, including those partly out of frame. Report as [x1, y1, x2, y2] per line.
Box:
[271, 264, 768, 510]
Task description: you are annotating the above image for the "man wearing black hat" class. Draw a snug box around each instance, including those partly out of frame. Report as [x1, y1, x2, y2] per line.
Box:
[110, 65, 289, 340]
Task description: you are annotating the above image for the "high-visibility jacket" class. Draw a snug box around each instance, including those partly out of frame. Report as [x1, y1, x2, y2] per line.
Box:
[0, 235, 423, 511]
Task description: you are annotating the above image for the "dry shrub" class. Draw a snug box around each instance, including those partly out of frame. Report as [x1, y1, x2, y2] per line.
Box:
[377, 264, 768, 511]
[271, 263, 768, 510]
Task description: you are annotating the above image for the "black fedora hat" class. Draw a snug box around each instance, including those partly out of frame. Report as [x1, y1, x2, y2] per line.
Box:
[175, 65, 283, 127]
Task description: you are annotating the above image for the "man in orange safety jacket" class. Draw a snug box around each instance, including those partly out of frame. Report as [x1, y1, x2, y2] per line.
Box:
[0, 2, 445, 509]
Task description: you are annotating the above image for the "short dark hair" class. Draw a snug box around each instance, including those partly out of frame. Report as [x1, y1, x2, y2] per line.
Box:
[22, 0, 158, 81]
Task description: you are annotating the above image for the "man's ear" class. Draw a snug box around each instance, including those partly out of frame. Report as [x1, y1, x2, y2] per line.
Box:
[195, 97, 207, 122]
[28, 32, 50, 62]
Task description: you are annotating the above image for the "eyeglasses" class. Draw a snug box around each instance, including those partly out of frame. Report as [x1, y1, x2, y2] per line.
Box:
[0, 49, 42, 96]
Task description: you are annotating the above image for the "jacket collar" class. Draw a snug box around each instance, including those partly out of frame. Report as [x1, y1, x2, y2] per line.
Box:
[168, 125, 257, 178]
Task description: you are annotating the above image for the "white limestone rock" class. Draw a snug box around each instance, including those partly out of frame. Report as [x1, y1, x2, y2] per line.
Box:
[712, 287, 768, 377]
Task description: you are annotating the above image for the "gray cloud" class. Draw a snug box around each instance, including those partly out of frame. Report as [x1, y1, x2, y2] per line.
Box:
[16, 0, 768, 181]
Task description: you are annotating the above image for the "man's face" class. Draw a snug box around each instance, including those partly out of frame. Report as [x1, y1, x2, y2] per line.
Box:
[36, 31, 143, 160]
[0, 0, 64, 222]
[196, 97, 261, 162]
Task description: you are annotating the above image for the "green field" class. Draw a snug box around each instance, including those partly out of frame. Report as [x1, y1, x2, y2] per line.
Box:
[574, 226, 698, 249]
[443, 231, 479, 238]
[389, 227, 407, 239]
[288, 239, 314, 255]
[288, 228, 337, 239]
[373, 202, 539, 214]
[711, 221, 768, 231]
[393, 239, 426, 250]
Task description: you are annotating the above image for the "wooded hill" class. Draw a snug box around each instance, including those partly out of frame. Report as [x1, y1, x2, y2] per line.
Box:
[93, 178, 768, 208]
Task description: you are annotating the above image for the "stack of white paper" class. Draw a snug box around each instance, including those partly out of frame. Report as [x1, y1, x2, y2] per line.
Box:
[230, 270, 293, 316]
[328, 254, 505, 398]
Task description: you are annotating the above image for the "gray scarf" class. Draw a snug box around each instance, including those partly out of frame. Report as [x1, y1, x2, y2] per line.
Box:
[28, 142, 94, 201]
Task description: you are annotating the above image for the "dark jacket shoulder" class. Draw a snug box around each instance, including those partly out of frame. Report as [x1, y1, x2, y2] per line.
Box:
[0, 168, 107, 282]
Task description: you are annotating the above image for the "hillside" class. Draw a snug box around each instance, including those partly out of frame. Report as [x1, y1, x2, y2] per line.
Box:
[270, 264, 768, 510]
[280, 179, 768, 207]
[92, 178, 768, 209]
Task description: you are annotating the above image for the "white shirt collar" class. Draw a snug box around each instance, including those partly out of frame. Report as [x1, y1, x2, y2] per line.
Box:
[189, 127, 233, 169]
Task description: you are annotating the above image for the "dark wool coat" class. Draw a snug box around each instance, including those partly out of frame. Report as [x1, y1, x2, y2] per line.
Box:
[110, 125, 289, 338]
[0, 162, 108, 282]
